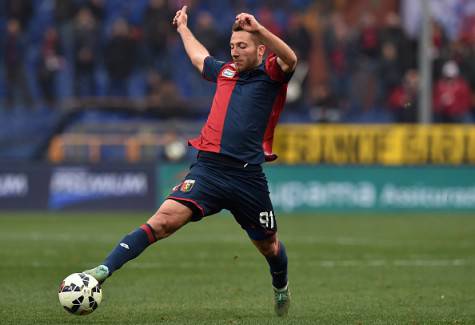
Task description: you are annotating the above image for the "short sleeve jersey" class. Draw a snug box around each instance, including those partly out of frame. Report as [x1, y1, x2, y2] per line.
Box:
[188, 53, 293, 164]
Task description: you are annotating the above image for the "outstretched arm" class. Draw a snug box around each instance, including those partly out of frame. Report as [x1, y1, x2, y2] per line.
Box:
[173, 6, 209, 73]
[235, 13, 297, 73]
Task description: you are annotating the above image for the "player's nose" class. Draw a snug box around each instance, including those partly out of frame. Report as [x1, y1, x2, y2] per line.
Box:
[231, 47, 239, 57]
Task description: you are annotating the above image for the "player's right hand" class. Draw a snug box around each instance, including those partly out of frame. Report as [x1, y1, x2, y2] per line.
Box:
[172, 5, 188, 29]
[235, 13, 262, 33]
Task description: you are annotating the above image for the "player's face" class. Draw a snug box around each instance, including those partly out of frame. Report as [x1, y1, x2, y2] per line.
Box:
[230, 31, 265, 72]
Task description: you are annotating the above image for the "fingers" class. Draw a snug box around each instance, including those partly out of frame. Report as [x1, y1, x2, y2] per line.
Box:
[235, 13, 254, 27]
[235, 13, 253, 21]
[172, 13, 178, 25]
[172, 10, 180, 25]
[172, 6, 188, 26]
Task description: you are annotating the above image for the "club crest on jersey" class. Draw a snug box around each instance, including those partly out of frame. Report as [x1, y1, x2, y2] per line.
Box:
[180, 179, 195, 192]
[222, 68, 236, 78]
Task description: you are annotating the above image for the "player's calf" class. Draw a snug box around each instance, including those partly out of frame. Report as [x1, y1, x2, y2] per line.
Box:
[83, 202, 192, 283]
[84, 223, 157, 283]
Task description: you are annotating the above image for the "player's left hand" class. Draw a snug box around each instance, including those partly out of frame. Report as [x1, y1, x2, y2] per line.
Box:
[235, 13, 262, 33]
[264, 153, 278, 162]
[173, 5, 188, 29]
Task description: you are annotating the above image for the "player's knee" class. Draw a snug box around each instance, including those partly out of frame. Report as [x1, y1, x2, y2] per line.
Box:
[146, 200, 192, 239]
[147, 212, 175, 239]
[256, 237, 280, 257]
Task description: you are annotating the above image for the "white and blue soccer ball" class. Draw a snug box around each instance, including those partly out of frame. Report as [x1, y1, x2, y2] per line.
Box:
[58, 273, 102, 315]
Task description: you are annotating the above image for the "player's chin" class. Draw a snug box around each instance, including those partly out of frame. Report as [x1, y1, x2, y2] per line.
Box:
[234, 62, 247, 72]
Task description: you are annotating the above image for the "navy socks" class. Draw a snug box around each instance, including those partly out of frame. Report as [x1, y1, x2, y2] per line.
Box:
[101, 223, 287, 289]
[265, 241, 288, 289]
[103, 224, 157, 274]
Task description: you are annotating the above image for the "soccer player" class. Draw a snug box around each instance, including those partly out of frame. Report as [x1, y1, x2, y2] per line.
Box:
[85, 5, 297, 317]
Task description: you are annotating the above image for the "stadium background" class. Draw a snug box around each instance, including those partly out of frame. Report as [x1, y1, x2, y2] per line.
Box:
[0, 0, 474, 211]
[1, 0, 475, 323]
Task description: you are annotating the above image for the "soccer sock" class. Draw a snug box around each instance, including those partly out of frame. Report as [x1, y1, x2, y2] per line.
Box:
[265, 241, 288, 289]
[102, 224, 157, 275]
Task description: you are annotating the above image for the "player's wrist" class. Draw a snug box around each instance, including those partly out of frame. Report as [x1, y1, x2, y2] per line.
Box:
[176, 24, 188, 33]
[252, 24, 267, 40]
[256, 22, 267, 32]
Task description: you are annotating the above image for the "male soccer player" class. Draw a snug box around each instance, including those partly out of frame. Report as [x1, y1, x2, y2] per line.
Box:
[85, 5, 297, 317]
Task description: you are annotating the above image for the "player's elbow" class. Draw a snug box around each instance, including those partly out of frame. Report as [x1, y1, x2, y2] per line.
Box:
[288, 51, 298, 70]
[281, 53, 298, 73]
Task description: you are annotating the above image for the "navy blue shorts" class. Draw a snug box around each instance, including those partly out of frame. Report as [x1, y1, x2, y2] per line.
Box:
[167, 151, 277, 240]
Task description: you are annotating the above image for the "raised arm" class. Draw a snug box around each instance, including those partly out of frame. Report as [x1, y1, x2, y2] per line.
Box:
[173, 6, 209, 73]
[235, 13, 297, 73]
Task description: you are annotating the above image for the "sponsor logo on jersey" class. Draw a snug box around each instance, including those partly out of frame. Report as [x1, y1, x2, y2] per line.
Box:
[180, 179, 195, 192]
[222, 68, 236, 78]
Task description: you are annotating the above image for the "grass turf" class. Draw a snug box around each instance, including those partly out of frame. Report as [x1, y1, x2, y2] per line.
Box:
[0, 212, 474, 324]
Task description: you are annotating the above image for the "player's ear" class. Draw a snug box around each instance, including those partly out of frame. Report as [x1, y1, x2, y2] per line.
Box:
[258, 44, 266, 57]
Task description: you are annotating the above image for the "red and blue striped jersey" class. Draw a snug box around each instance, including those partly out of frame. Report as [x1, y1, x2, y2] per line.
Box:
[189, 53, 293, 164]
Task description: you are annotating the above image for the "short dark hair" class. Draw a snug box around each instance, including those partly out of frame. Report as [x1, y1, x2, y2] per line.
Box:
[232, 21, 242, 32]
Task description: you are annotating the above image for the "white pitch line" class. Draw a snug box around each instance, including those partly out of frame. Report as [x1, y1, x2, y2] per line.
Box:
[3, 259, 471, 269]
[118, 258, 473, 268]
[1, 233, 474, 249]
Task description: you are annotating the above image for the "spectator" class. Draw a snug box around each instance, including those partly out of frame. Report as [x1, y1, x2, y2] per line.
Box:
[380, 12, 413, 68]
[193, 11, 221, 56]
[281, 11, 311, 111]
[449, 42, 475, 106]
[146, 70, 163, 106]
[387, 69, 419, 123]
[357, 12, 380, 60]
[73, 7, 99, 97]
[431, 20, 451, 81]
[378, 41, 404, 102]
[54, 0, 77, 26]
[460, 14, 475, 45]
[0, 0, 471, 125]
[104, 18, 137, 97]
[283, 12, 311, 62]
[37, 26, 64, 107]
[433, 60, 472, 123]
[348, 12, 383, 113]
[146, 70, 188, 117]
[142, 0, 173, 71]
[309, 83, 341, 123]
[323, 13, 355, 106]
[3, 18, 32, 110]
[54, 0, 77, 58]
[6, 0, 33, 30]
[86, 0, 106, 23]
[458, 46, 475, 120]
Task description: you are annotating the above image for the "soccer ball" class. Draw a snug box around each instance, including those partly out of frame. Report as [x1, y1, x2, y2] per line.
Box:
[58, 273, 103, 315]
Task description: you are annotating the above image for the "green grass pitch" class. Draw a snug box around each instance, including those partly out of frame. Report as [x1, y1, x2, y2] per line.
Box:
[1, 212, 474, 324]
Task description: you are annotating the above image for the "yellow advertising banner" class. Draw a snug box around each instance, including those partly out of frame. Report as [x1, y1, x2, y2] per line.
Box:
[273, 124, 475, 165]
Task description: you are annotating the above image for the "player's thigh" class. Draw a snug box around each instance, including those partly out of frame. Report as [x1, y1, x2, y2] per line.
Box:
[147, 199, 193, 239]
[229, 175, 277, 241]
[167, 163, 225, 221]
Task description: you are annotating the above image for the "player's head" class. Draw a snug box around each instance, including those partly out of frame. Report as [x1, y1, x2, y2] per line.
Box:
[230, 22, 266, 72]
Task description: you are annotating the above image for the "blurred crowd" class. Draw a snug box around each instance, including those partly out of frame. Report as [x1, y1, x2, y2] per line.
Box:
[1, 0, 475, 123]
